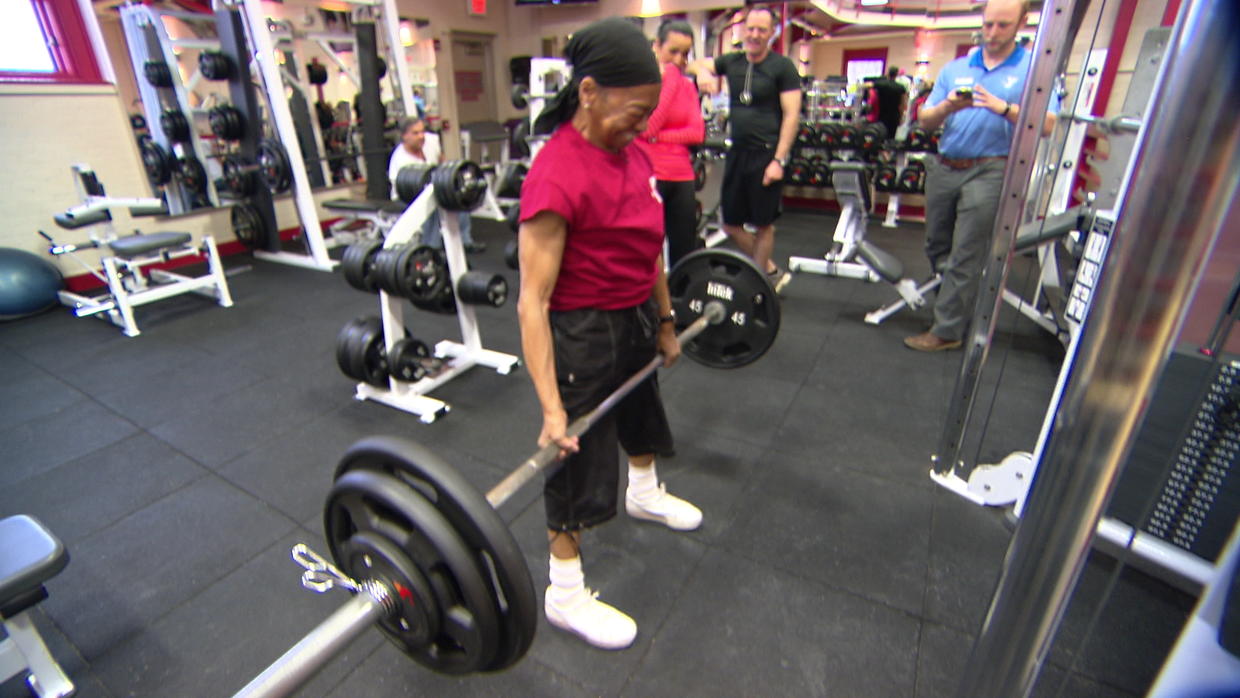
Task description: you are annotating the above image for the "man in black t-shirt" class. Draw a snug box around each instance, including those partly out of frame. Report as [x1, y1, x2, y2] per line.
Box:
[691, 6, 801, 293]
[871, 66, 907, 138]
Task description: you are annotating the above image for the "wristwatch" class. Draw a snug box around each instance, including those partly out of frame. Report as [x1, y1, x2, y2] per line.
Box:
[775, 156, 788, 167]
[658, 311, 675, 324]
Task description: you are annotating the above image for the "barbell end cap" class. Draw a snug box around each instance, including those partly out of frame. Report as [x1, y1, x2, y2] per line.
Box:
[702, 300, 728, 325]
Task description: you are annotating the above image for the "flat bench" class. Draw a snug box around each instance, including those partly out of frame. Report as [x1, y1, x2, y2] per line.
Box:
[0, 515, 74, 697]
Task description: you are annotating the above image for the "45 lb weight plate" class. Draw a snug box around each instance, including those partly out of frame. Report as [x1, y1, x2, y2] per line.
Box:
[667, 248, 780, 368]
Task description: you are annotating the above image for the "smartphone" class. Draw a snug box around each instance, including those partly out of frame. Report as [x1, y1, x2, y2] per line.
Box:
[956, 87, 974, 100]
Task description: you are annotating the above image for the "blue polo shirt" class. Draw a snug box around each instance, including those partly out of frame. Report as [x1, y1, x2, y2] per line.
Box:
[929, 46, 1057, 159]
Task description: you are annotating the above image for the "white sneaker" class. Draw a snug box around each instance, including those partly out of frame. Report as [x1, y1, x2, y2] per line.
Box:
[544, 586, 637, 650]
[626, 483, 703, 531]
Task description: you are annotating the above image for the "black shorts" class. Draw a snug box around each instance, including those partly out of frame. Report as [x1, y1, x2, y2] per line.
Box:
[721, 146, 784, 228]
[545, 299, 675, 531]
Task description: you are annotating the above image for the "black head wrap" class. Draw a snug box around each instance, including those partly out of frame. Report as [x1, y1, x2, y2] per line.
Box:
[533, 18, 661, 135]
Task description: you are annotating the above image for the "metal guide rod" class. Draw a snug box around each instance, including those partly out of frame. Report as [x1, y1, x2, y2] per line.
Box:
[486, 303, 725, 509]
[233, 593, 384, 698]
[931, 0, 1087, 477]
[957, 0, 1239, 694]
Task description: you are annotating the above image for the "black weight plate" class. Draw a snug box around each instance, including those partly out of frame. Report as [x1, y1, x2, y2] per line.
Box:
[399, 246, 449, 304]
[495, 162, 528, 199]
[342, 240, 383, 293]
[209, 105, 244, 141]
[335, 316, 371, 381]
[257, 138, 292, 192]
[160, 109, 190, 143]
[336, 530, 441, 646]
[230, 203, 265, 248]
[370, 247, 403, 295]
[388, 337, 431, 382]
[222, 156, 256, 196]
[432, 160, 487, 211]
[667, 248, 780, 369]
[143, 60, 173, 88]
[325, 467, 502, 674]
[175, 155, 207, 194]
[348, 316, 389, 387]
[335, 436, 537, 673]
[503, 238, 519, 271]
[140, 140, 172, 185]
[395, 164, 436, 204]
[199, 51, 231, 80]
[456, 271, 507, 307]
[505, 203, 521, 234]
[692, 159, 707, 192]
[510, 120, 530, 159]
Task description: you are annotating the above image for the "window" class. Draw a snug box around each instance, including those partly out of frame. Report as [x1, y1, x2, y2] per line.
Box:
[841, 48, 887, 86]
[0, 0, 104, 85]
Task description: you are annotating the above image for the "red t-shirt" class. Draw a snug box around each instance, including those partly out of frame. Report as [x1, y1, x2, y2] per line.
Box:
[635, 63, 705, 182]
[520, 123, 664, 311]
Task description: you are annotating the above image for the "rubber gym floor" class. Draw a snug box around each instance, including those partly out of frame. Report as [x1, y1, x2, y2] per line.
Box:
[1, 208, 1195, 697]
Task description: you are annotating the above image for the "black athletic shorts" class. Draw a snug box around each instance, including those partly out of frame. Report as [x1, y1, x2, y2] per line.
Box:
[721, 146, 784, 228]
[544, 298, 675, 531]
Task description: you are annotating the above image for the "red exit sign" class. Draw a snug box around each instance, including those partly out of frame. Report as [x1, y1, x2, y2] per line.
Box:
[468, 0, 486, 15]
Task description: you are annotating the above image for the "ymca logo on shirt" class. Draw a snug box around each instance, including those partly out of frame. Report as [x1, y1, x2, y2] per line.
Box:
[649, 176, 663, 204]
[1003, 75, 1019, 90]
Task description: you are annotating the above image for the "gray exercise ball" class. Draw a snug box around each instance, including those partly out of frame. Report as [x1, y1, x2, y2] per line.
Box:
[0, 248, 64, 320]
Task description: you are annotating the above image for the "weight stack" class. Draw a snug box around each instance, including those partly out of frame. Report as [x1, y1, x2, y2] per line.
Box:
[1107, 345, 1240, 563]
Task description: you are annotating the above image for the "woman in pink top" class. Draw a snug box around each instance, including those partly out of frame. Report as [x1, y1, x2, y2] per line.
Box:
[636, 20, 706, 268]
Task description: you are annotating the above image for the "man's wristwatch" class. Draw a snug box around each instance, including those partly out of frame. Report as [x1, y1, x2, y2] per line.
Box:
[1002, 102, 1012, 117]
[658, 311, 675, 324]
[774, 156, 788, 168]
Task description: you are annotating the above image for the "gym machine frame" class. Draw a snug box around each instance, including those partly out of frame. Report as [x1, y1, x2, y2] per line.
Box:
[929, 16, 1207, 592]
[956, 0, 1238, 693]
[118, 4, 221, 212]
[348, 179, 520, 423]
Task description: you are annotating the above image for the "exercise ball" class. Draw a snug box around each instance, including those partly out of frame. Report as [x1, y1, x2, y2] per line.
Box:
[0, 248, 64, 321]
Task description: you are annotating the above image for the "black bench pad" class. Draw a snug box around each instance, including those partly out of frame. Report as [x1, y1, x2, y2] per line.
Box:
[0, 515, 67, 605]
[108, 231, 193, 259]
[323, 198, 407, 215]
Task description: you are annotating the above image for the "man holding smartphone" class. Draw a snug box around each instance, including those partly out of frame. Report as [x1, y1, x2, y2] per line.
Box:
[904, 0, 1056, 351]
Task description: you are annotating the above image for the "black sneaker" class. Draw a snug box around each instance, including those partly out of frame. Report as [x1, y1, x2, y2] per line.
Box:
[464, 242, 488, 254]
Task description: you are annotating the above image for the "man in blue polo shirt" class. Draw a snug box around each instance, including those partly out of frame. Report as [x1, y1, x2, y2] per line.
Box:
[904, 0, 1056, 351]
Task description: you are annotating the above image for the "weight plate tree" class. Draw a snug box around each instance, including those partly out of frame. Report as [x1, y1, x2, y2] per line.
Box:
[234, 249, 780, 696]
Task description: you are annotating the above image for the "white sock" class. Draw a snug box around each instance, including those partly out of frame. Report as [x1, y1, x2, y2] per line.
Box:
[548, 554, 584, 606]
[628, 461, 659, 499]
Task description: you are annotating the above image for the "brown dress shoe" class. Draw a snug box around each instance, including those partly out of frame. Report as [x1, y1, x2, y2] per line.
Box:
[904, 331, 962, 352]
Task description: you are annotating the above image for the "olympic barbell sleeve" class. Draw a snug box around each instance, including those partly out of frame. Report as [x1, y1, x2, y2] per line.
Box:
[234, 581, 395, 698]
[486, 300, 726, 509]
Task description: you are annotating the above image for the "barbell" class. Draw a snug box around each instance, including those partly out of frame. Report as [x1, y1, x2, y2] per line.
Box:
[233, 248, 780, 696]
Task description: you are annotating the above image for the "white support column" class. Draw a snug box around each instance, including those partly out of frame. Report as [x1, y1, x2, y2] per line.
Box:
[379, 0, 416, 119]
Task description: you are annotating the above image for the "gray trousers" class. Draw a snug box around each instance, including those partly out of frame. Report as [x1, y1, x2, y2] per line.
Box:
[922, 158, 1007, 341]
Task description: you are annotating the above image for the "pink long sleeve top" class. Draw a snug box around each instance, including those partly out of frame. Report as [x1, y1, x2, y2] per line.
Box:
[635, 62, 705, 182]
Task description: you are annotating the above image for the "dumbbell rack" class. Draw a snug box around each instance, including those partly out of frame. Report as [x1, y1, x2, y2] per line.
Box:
[351, 186, 519, 423]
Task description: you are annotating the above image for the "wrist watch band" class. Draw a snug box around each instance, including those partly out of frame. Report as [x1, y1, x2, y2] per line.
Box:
[1002, 102, 1012, 117]
[658, 313, 675, 324]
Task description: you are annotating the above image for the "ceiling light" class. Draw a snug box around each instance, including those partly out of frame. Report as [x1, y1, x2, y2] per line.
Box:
[858, 0, 889, 6]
